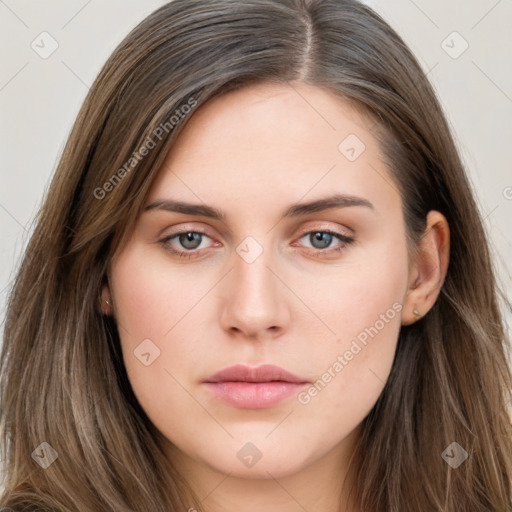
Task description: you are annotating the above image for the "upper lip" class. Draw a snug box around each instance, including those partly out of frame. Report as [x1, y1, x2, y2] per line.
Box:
[204, 364, 309, 384]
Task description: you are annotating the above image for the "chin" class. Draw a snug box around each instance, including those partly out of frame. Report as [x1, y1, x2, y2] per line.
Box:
[194, 438, 318, 479]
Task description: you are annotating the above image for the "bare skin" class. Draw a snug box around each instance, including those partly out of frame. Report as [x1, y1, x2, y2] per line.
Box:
[104, 82, 449, 512]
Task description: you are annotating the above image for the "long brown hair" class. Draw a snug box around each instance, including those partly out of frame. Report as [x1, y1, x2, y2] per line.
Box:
[1, 0, 511, 510]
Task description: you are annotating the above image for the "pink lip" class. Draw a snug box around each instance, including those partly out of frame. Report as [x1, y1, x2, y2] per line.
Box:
[203, 364, 309, 409]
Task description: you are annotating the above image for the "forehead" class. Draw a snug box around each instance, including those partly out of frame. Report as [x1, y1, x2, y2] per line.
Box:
[165, 81, 371, 164]
[146, 82, 400, 219]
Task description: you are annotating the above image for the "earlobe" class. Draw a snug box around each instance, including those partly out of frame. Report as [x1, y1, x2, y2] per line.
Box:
[402, 211, 450, 326]
[100, 284, 114, 315]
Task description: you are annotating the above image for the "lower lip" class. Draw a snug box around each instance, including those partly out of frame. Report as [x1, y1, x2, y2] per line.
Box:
[204, 382, 307, 409]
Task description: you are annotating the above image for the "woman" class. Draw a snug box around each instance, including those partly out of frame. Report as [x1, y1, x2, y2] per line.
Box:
[1, 0, 511, 510]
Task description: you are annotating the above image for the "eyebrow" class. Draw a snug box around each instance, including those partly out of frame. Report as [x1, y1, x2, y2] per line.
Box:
[144, 193, 374, 221]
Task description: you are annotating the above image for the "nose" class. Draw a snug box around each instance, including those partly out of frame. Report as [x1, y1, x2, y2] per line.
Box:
[219, 244, 291, 339]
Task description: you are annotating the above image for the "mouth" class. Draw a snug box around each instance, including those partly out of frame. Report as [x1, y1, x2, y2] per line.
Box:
[203, 364, 310, 409]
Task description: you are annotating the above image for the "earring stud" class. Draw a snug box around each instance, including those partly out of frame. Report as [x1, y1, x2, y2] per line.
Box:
[104, 298, 112, 307]
[413, 308, 421, 317]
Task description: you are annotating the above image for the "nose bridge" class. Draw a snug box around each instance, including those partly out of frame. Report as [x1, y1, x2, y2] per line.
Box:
[219, 236, 289, 336]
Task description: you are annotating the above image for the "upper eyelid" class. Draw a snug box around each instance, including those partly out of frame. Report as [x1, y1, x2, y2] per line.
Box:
[160, 223, 352, 236]
[160, 219, 353, 237]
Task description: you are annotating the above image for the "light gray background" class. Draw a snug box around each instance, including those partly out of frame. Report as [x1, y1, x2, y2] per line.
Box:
[1, 0, 511, 345]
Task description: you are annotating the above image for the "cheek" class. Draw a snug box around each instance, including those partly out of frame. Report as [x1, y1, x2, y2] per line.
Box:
[109, 244, 217, 419]
[302, 225, 408, 349]
[293, 300, 403, 450]
[111, 242, 215, 343]
[293, 232, 408, 416]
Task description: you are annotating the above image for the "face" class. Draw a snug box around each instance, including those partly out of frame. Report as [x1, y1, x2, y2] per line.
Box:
[109, 82, 411, 485]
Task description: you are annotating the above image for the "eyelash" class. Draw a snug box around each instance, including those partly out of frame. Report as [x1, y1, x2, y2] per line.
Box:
[159, 228, 355, 260]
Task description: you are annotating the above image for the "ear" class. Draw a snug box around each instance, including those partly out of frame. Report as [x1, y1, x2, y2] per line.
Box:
[100, 283, 113, 315]
[402, 210, 450, 326]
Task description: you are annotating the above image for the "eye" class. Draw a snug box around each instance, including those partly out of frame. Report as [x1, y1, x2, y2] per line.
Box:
[159, 228, 355, 260]
[159, 230, 217, 259]
[296, 229, 355, 255]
